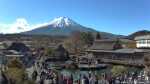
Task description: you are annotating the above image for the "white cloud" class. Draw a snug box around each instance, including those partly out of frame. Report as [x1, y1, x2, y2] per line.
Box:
[0, 18, 52, 34]
[0, 18, 31, 34]
[0, 24, 12, 33]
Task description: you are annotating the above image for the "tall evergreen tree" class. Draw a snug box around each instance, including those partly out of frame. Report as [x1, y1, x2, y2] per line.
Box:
[113, 39, 123, 50]
[80, 32, 94, 46]
[96, 32, 101, 39]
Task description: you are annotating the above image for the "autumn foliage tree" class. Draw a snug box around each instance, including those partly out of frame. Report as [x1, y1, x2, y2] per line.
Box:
[64, 31, 94, 54]
[6, 59, 29, 84]
[111, 65, 127, 77]
[45, 48, 54, 57]
[64, 31, 83, 54]
[7, 59, 23, 68]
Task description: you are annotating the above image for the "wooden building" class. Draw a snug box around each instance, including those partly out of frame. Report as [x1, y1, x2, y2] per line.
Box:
[7, 42, 30, 53]
[135, 35, 150, 48]
[86, 39, 150, 66]
[45, 44, 69, 62]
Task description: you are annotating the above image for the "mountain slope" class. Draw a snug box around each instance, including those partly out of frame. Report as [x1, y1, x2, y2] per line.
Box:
[22, 17, 122, 38]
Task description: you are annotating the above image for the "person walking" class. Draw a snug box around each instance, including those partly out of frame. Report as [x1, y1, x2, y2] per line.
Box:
[89, 74, 96, 84]
[81, 75, 89, 84]
[32, 70, 38, 81]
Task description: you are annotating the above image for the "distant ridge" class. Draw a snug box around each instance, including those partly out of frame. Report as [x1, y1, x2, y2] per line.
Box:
[128, 30, 150, 39]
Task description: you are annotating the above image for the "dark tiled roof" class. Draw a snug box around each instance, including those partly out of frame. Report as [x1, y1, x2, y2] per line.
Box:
[90, 39, 117, 50]
[47, 44, 69, 61]
[134, 35, 150, 40]
[114, 48, 146, 53]
[7, 42, 30, 52]
[87, 48, 149, 54]
[90, 38, 134, 50]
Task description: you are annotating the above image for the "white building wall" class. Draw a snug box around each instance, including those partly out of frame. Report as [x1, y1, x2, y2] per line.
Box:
[136, 39, 150, 48]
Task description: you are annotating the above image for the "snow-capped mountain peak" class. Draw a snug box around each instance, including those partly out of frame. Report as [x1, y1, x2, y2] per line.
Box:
[49, 17, 78, 27]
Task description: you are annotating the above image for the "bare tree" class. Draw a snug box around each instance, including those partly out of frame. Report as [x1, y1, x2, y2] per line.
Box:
[64, 31, 84, 54]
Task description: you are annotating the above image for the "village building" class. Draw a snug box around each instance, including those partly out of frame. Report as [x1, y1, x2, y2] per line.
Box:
[0, 42, 6, 50]
[77, 53, 107, 69]
[45, 44, 69, 61]
[7, 42, 30, 53]
[134, 35, 150, 48]
[2, 50, 24, 65]
[85, 38, 150, 67]
[2, 42, 35, 68]
[44, 44, 70, 69]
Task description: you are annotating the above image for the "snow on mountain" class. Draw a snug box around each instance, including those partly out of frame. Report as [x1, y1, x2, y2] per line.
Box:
[47, 16, 79, 28]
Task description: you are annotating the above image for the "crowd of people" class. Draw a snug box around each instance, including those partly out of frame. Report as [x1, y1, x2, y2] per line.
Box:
[31, 68, 150, 84]
[30, 60, 150, 84]
[32, 69, 108, 84]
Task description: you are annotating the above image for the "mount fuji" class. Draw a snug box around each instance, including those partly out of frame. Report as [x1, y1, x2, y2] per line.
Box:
[22, 17, 120, 38]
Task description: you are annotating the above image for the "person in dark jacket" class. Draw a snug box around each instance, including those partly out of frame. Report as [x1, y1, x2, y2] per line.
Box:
[82, 75, 89, 84]
[32, 70, 38, 81]
[1, 72, 8, 84]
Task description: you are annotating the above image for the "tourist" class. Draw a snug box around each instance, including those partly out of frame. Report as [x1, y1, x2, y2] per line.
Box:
[74, 80, 79, 84]
[1, 71, 8, 84]
[81, 75, 89, 84]
[70, 74, 74, 84]
[89, 74, 96, 84]
[40, 79, 44, 84]
[32, 70, 38, 81]
[58, 74, 64, 84]
[63, 76, 68, 84]
[115, 77, 121, 84]
[67, 77, 73, 84]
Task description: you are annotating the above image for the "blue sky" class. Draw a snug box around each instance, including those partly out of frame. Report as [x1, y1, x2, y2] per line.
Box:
[0, 0, 150, 35]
